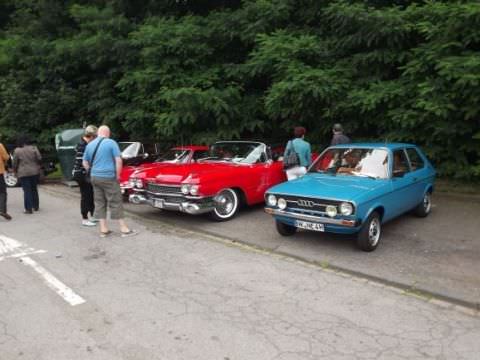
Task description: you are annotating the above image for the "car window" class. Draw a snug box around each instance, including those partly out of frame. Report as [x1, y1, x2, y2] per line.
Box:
[193, 150, 209, 160]
[392, 150, 410, 176]
[144, 143, 157, 155]
[406, 148, 425, 171]
[310, 148, 389, 179]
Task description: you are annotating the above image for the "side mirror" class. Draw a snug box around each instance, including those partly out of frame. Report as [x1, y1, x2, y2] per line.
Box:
[143, 153, 149, 159]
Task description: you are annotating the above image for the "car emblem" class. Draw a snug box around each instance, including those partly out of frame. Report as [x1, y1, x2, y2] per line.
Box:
[298, 200, 315, 207]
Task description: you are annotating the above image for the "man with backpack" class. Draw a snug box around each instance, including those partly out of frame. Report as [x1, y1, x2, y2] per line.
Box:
[283, 126, 312, 181]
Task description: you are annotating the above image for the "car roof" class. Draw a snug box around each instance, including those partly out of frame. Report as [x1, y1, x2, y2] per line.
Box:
[329, 142, 417, 151]
[171, 145, 209, 151]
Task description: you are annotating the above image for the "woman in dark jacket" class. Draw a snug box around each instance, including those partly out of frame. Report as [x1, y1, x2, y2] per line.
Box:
[13, 136, 42, 214]
[72, 125, 97, 226]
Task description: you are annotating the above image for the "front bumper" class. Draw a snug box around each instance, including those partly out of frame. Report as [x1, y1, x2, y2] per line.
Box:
[129, 192, 215, 215]
[265, 207, 361, 234]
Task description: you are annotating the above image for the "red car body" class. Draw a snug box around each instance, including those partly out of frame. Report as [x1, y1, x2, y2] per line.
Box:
[129, 141, 287, 221]
[120, 145, 209, 194]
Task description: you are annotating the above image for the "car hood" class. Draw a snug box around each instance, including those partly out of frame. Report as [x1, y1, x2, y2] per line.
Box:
[268, 173, 390, 202]
[150, 161, 246, 184]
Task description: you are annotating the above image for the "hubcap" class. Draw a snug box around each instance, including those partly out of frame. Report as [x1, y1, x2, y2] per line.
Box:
[214, 190, 236, 217]
[4, 172, 17, 187]
[368, 217, 381, 246]
[423, 193, 431, 213]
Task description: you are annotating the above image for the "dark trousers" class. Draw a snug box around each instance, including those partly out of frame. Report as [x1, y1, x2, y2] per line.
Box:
[77, 177, 95, 219]
[20, 175, 39, 211]
[0, 174, 7, 213]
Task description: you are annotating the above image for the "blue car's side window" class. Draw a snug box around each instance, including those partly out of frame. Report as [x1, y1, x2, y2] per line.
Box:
[406, 148, 425, 171]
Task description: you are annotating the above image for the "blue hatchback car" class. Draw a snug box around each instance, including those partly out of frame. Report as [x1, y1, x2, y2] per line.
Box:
[264, 143, 436, 251]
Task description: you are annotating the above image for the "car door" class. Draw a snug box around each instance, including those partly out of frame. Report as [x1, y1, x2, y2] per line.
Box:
[405, 147, 428, 205]
[390, 148, 417, 215]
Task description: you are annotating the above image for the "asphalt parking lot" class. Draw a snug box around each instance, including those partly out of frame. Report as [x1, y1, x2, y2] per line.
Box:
[44, 184, 480, 309]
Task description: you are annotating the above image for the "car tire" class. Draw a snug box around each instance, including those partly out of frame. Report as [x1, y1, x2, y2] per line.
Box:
[4, 171, 19, 187]
[356, 211, 381, 252]
[413, 192, 432, 218]
[210, 188, 240, 221]
[275, 220, 297, 236]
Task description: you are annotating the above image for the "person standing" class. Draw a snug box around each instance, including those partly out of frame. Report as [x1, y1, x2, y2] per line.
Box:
[13, 137, 42, 214]
[83, 125, 137, 238]
[0, 141, 12, 220]
[331, 123, 351, 145]
[284, 126, 312, 181]
[72, 125, 98, 226]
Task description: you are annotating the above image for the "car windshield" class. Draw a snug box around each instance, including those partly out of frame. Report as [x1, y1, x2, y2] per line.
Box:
[202, 142, 266, 164]
[309, 148, 389, 179]
[120, 142, 140, 158]
[155, 149, 190, 163]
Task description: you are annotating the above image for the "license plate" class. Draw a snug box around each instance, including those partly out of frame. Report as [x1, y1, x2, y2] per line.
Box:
[153, 199, 164, 209]
[295, 220, 324, 232]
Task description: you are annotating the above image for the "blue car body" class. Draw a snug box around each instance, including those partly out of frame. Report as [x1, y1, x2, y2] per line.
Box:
[265, 143, 436, 249]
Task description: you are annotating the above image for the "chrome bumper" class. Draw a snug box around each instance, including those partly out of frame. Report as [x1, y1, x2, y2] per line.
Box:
[129, 193, 214, 215]
[264, 208, 357, 227]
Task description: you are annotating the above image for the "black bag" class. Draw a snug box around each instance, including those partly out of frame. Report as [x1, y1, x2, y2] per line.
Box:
[283, 140, 300, 170]
[74, 138, 104, 183]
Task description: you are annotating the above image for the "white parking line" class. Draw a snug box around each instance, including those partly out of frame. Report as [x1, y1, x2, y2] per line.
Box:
[0, 235, 86, 306]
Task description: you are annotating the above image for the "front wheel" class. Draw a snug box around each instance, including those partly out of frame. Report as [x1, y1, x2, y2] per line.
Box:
[356, 211, 381, 252]
[413, 192, 432, 217]
[275, 220, 297, 236]
[4, 171, 19, 187]
[210, 188, 240, 221]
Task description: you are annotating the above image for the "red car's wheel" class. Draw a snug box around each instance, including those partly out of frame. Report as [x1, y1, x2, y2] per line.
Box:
[210, 188, 239, 221]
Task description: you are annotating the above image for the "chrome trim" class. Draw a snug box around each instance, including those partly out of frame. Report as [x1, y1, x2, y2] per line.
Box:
[148, 183, 183, 188]
[145, 190, 206, 200]
[268, 192, 357, 210]
[265, 208, 357, 227]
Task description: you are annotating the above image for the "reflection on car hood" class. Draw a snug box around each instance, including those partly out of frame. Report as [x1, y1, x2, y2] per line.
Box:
[148, 161, 248, 184]
[268, 173, 389, 202]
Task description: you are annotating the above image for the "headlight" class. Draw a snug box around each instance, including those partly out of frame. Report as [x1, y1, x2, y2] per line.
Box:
[128, 178, 136, 187]
[135, 179, 144, 189]
[181, 184, 190, 194]
[340, 202, 353, 216]
[190, 185, 199, 196]
[278, 198, 287, 210]
[326, 205, 337, 217]
[267, 194, 277, 206]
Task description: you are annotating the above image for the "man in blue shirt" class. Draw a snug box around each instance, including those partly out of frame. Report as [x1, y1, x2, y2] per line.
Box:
[83, 125, 137, 238]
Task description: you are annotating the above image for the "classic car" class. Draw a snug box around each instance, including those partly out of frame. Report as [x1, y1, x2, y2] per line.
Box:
[119, 141, 162, 166]
[121, 145, 209, 194]
[264, 143, 436, 251]
[129, 141, 286, 221]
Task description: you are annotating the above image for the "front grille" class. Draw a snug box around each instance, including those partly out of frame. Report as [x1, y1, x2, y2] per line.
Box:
[281, 195, 342, 213]
[146, 183, 181, 195]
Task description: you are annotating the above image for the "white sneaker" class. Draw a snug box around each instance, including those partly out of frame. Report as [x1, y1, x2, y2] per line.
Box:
[88, 216, 99, 223]
[82, 220, 97, 227]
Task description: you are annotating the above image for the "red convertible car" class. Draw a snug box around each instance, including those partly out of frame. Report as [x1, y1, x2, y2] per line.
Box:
[129, 141, 286, 221]
[120, 145, 209, 194]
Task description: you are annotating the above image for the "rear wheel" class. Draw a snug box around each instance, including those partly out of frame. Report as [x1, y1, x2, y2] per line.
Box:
[210, 188, 239, 221]
[275, 220, 297, 236]
[414, 192, 432, 217]
[356, 211, 381, 252]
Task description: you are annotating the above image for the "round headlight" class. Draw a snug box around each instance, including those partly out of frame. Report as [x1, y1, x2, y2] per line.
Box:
[190, 185, 199, 196]
[135, 179, 144, 189]
[326, 205, 337, 217]
[181, 184, 190, 194]
[267, 194, 277, 206]
[128, 178, 136, 187]
[340, 202, 353, 216]
[278, 198, 287, 210]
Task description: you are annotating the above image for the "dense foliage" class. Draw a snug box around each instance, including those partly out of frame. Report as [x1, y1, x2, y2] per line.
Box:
[0, 0, 479, 178]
